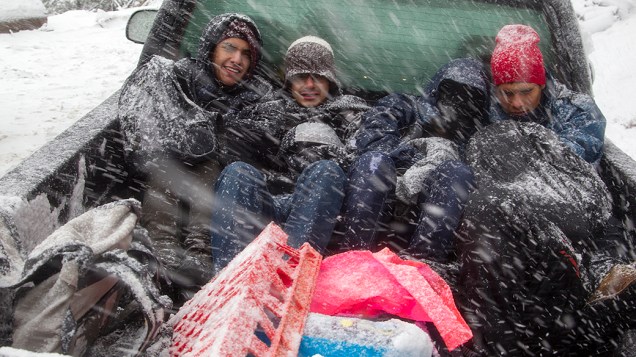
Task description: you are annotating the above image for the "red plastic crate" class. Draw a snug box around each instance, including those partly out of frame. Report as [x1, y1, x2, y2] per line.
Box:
[170, 222, 322, 357]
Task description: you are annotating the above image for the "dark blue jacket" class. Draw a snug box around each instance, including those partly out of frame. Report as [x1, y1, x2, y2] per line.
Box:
[354, 58, 490, 169]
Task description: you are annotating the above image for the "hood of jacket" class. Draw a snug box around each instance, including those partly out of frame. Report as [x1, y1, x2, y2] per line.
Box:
[172, 14, 271, 111]
[416, 57, 491, 146]
[195, 13, 263, 79]
[425, 57, 490, 112]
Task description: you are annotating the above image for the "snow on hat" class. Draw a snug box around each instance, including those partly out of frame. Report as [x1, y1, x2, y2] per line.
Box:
[219, 18, 260, 76]
[284, 35, 340, 91]
[491, 24, 546, 86]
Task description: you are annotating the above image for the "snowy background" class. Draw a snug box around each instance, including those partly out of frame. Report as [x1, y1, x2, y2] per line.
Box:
[1, 0, 636, 178]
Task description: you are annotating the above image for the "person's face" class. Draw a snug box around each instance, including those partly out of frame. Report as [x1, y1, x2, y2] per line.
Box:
[211, 38, 251, 86]
[290, 74, 330, 107]
[495, 82, 545, 116]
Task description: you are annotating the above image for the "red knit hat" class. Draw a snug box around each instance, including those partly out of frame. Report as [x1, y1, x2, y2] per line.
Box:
[491, 24, 546, 86]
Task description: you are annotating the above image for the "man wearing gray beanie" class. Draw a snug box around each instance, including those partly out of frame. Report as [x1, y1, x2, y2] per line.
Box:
[219, 35, 369, 179]
[284, 36, 341, 107]
[209, 35, 399, 271]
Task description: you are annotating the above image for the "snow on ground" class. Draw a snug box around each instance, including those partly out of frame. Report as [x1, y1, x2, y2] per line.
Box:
[573, 0, 636, 160]
[0, 8, 143, 177]
[587, 14, 636, 159]
[0, 1, 636, 178]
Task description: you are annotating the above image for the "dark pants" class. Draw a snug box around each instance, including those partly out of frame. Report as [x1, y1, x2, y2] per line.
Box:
[336, 154, 472, 261]
[210, 160, 346, 272]
[404, 159, 474, 262]
[337, 152, 397, 251]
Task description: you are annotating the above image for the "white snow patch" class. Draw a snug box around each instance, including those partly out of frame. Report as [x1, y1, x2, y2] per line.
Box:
[0, 0, 46, 22]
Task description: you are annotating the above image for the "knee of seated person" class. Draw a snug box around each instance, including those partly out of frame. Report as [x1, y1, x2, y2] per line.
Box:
[304, 159, 345, 178]
[361, 151, 393, 166]
[353, 152, 395, 175]
[350, 153, 396, 192]
[218, 161, 263, 185]
[437, 159, 474, 183]
[298, 161, 347, 197]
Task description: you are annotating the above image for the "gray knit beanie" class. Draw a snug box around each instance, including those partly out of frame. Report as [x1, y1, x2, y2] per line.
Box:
[284, 36, 340, 92]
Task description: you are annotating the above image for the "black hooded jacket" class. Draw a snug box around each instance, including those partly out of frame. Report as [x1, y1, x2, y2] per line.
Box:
[119, 13, 274, 170]
[421, 57, 490, 147]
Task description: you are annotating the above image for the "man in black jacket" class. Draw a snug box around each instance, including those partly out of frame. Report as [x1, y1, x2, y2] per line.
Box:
[209, 36, 371, 272]
[118, 13, 274, 302]
[454, 25, 632, 355]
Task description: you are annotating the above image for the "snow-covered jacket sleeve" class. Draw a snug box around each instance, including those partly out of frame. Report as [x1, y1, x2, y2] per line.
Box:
[354, 93, 428, 170]
[547, 83, 606, 164]
[118, 56, 220, 169]
[275, 95, 368, 175]
[395, 137, 460, 203]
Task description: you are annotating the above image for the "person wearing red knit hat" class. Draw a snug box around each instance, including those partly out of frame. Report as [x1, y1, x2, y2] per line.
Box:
[454, 24, 636, 356]
[490, 24, 546, 116]
[488, 24, 606, 164]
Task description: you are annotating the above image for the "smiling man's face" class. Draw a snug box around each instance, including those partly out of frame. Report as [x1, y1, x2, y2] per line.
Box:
[290, 74, 330, 107]
[211, 38, 251, 86]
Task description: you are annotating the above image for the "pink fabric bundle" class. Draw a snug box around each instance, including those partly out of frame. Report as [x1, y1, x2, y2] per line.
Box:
[310, 248, 472, 351]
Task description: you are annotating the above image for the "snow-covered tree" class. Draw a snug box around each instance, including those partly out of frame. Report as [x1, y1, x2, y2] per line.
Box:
[42, 0, 153, 14]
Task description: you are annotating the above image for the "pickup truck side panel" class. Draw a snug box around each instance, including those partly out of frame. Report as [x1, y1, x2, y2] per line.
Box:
[0, 0, 633, 277]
